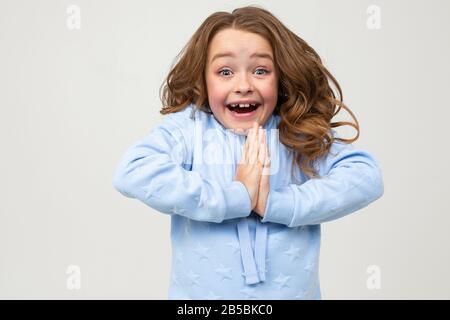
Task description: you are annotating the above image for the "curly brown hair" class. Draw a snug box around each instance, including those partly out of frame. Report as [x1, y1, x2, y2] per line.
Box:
[159, 5, 359, 179]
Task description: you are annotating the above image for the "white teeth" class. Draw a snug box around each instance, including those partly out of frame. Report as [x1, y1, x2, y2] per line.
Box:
[228, 103, 259, 108]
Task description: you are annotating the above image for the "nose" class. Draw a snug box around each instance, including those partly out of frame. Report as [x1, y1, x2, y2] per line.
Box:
[234, 73, 254, 94]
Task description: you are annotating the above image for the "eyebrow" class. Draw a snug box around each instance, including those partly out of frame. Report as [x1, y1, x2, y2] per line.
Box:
[210, 51, 273, 63]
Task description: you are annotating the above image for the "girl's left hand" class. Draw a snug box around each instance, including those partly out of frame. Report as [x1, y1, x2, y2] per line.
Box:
[254, 128, 270, 217]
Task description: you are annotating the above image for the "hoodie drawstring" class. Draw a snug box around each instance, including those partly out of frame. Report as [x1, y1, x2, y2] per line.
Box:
[232, 128, 269, 285]
[255, 218, 268, 281]
[237, 216, 268, 285]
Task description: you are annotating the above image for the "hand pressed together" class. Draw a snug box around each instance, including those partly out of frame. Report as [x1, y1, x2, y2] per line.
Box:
[234, 122, 271, 217]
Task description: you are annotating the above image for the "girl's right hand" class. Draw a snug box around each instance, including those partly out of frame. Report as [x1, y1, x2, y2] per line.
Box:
[234, 122, 264, 210]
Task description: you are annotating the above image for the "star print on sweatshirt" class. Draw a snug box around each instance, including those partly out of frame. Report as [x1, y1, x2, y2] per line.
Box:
[113, 103, 384, 299]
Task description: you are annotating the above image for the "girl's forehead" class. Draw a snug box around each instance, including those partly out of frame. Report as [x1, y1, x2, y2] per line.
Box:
[207, 32, 273, 64]
[207, 50, 274, 66]
[209, 29, 272, 49]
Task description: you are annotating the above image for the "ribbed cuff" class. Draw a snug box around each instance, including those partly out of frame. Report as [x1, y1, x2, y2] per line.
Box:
[261, 187, 295, 226]
[222, 181, 252, 220]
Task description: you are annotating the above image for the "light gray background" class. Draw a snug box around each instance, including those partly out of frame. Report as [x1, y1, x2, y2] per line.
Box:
[1, 0, 449, 299]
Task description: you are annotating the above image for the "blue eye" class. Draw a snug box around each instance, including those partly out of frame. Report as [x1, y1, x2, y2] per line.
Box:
[218, 68, 269, 76]
[218, 69, 232, 76]
[255, 68, 269, 75]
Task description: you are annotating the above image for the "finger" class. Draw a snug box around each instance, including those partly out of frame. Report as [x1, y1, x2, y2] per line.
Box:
[241, 130, 250, 163]
[240, 143, 247, 164]
[264, 128, 269, 163]
[257, 127, 265, 164]
[255, 125, 264, 166]
[258, 126, 264, 145]
[248, 122, 258, 164]
[246, 124, 256, 162]
[262, 130, 271, 175]
[252, 123, 261, 164]
[243, 124, 256, 163]
[264, 141, 271, 167]
[264, 129, 270, 160]
[258, 138, 266, 166]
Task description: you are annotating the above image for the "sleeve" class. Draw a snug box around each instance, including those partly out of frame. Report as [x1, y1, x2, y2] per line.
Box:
[260, 133, 384, 227]
[112, 107, 252, 223]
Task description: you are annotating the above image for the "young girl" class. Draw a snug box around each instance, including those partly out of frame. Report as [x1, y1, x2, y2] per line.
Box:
[113, 6, 384, 300]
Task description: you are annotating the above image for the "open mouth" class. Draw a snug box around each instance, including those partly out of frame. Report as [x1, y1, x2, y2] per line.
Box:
[226, 103, 261, 114]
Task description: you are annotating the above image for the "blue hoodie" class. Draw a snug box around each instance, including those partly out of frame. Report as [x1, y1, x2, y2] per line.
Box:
[113, 103, 384, 299]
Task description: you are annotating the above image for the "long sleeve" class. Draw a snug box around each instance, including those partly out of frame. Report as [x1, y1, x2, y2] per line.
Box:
[113, 107, 251, 223]
[261, 137, 384, 227]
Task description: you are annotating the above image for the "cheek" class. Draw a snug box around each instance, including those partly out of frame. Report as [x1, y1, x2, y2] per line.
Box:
[206, 78, 225, 101]
[260, 77, 278, 96]
[262, 87, 278, 102]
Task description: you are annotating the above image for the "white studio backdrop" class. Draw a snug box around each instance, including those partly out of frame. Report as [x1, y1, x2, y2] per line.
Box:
[0, 0, 449, 299]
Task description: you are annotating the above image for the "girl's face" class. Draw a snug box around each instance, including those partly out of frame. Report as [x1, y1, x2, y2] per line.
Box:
[205, 29, 278, 131]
